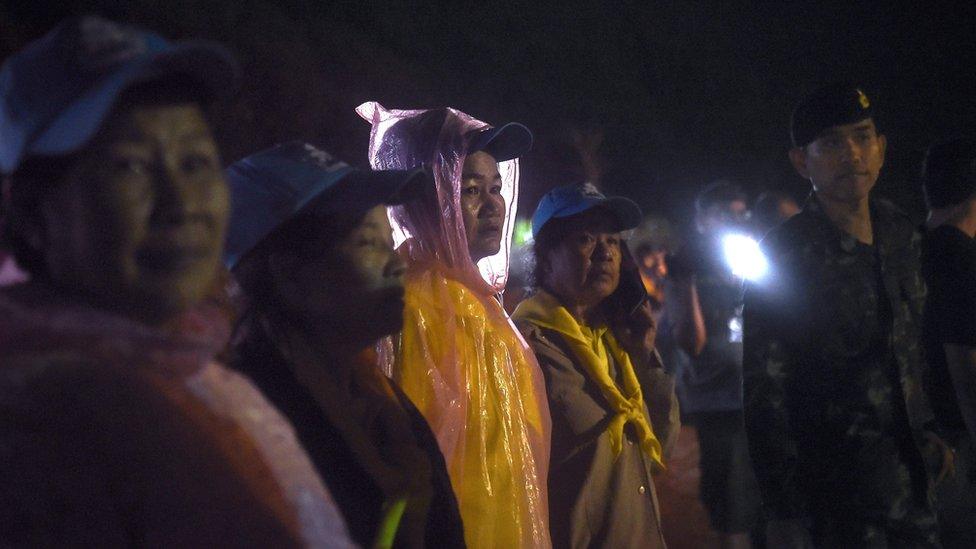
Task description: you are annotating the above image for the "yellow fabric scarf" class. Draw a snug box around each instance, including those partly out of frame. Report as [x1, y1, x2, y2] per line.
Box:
[514, 290, 664, 470]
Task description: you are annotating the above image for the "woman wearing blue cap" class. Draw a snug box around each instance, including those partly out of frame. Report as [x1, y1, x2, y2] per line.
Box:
[359, 102, 551, 548]
[0, 17, 351, 546]
[224, 141, 465, 549]
[512, 183, 680, 548]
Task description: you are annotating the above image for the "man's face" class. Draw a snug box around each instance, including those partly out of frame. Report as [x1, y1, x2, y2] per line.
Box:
[790, 119, 886, 205]
[42, 101, 228, 325]
[460, 151, 506, 262]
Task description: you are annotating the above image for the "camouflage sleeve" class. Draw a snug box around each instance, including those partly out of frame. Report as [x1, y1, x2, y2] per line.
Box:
[904, 226, 936, 433]
[742, 278, 809, 520]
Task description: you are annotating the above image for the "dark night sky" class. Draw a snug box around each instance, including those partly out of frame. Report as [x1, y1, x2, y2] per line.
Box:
[3, 1, 976, 228]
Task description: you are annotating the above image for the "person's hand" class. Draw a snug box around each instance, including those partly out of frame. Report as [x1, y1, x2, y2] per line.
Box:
[614, 298, 657, 363]
[923, 431, 955, 485]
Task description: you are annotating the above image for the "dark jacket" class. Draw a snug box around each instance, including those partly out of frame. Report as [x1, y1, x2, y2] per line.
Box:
[742, 196, 939, 541]
[232, 320, 465, 549]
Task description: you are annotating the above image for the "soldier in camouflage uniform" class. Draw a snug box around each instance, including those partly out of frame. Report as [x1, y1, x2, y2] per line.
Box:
[743, 83, 951, 547]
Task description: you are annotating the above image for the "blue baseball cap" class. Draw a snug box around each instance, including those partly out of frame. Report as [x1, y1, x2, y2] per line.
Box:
[466, 122, 533, 161]
[224, 141, 429, 268]
[0, 15, 240, 174]
[531, 182, 642, 237]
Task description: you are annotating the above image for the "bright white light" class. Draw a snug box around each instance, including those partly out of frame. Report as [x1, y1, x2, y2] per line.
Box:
[721, 233, 769, 282]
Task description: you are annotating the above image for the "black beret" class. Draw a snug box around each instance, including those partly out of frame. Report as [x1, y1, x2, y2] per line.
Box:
[791, 83, 875, 147]
[923, 137, 976, 209]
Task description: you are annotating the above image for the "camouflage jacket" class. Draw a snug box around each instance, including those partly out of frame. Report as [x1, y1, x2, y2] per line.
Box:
[742, 195, 936, 524]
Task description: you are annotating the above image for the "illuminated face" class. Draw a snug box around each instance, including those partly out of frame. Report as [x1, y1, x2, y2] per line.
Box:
[460, 151, 506, 262]
[272, 205, 406, 343]
[41, 102, 228, 325]
[543, 208, 622, 310]
[640, 250, 668, 280]
[790, 119, 886, 205]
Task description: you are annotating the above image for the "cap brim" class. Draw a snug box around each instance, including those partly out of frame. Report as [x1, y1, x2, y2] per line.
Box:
[306, 167, 431, 218]
[29, 41, 239, 158]
[538, 196, 642, 235]
[470, 122, 533, 161]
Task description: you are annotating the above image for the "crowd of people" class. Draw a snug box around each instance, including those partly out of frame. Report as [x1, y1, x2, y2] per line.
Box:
[1, 15, 975, 549]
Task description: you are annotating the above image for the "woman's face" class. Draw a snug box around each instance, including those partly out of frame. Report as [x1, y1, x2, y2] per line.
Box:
[272, 205, 406, 345]
[543, 208, 622, 310]
[40, 101, 228, 325]
[460, 151, 505, 262]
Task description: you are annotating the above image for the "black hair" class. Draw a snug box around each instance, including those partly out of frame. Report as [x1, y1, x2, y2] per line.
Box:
[1, 154, 78, 278]
[922, 137, 976, 209]
[695, 179, 747, 214]
[753, 189, 798, 229]
[529, 214, 581, 292]
[375, 108, 449, 171]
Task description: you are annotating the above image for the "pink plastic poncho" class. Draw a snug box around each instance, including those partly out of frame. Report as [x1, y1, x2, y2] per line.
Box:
[357, 102, 552, 548]
[0, 285, 354, 548]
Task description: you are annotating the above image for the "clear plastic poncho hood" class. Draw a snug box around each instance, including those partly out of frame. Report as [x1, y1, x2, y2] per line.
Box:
[357, 102, 518, 294]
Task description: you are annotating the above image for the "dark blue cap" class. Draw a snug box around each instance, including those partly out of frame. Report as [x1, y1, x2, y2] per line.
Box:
[531, 182, 642, 238]
[224, 141, 428, 268]
[0, 15, 240, 174]
[466, 122, 533, 161]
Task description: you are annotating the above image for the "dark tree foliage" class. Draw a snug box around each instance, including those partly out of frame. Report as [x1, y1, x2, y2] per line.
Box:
[2, 1, 975, 226]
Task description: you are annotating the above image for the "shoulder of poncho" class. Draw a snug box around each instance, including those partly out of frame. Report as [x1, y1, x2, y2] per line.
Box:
[404, 268, 491, 312]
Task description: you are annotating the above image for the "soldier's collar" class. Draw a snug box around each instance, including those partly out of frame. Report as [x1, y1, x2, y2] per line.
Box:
[803, 193, 891, 255]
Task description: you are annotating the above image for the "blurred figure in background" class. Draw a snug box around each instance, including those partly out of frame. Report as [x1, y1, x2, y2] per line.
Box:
[629, 214, 679, 318]
[920, 136, 976, 548]
[503, 232, 534, 315]
[663, 180, 763, 549]
[0, 17, 351, 546]
[752, 190, 800, 237]
[225, 142, 465, 548]
[359, 102, 551, 548]
[514, 183, 679, 548]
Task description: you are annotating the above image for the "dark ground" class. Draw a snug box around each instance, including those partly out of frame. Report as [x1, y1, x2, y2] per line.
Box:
[3, 1, 976, 230]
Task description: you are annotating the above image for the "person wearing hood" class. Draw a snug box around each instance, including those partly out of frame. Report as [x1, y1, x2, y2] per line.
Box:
[225, 141, 466, 549]
[0, 17, 352, 546]
[358, 102, 551, 548]
[512, 183, 680, 548]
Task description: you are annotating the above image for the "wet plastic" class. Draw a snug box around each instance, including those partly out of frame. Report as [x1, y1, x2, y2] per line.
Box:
[357, 102, 552, 548]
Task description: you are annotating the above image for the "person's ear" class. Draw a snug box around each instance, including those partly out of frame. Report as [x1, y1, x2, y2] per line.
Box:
[788, 146, 811, 180]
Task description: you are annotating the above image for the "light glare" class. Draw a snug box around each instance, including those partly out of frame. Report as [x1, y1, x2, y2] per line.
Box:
[721, 233, 768, 281]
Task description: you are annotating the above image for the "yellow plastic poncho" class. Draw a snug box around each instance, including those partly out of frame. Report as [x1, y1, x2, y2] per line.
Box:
[358, 102, 552, 548]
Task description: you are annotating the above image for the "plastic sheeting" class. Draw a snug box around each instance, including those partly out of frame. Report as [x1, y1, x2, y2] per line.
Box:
[357, 102, 552, 548]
